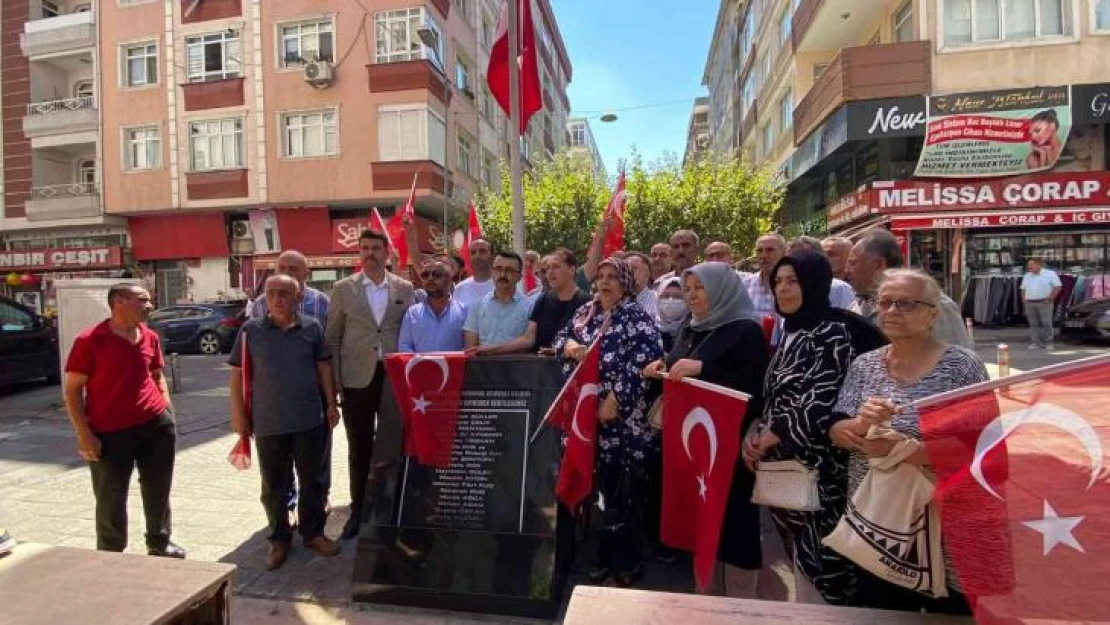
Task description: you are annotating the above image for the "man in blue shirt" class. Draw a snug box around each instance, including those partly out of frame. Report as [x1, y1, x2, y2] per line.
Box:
[464, 251, 535, 350]
[1021, 257, 1062, 349]
[399, 259, 467, 353]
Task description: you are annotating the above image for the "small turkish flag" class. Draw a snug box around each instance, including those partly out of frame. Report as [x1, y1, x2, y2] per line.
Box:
[459, 201, 484, 274]
[601, 172, 627, 258]
[383, 352, 468, 468]
[919, 355, 1110, 622]
[545, 338, 603, 511]
[228, 335, 253, 470]
[660, 377, 749, 592]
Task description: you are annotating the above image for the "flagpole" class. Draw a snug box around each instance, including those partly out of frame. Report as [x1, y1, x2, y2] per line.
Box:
[507, 0, 526, 256]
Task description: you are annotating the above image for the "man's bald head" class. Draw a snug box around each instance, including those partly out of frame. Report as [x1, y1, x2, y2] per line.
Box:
[704, 241, 733, 264]
[276, 250, 310, 287]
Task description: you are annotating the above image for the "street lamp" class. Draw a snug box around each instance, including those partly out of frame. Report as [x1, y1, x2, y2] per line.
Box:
[599, 111, 618, 123]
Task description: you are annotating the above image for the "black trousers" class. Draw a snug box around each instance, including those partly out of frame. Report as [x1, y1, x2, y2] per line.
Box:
[284, 393, 333, 511]
[256, 423, 330, 543]
[88, 411, 176, 552]
[342, 369, 385, 520]
[596, 461, 647, 573]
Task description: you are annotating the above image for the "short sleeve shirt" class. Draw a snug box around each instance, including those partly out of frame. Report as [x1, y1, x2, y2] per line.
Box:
[228, 315, 330, 437]
[65, 321, 169, 433]
[1021, 269, 1062, 301]
[530, 289, 591, 350]
[463, 291, 535, 346]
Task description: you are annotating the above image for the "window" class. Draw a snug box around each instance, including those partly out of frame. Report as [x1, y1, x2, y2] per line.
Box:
[943, 0, 1071, 46]
[189, 118, 244, 171]
[374, 8, 443, 68]
[740, 11, 754, 57]
[455, 53, 472, 93]
[762, 122, 775, 156]
[457, 131, 474, 177]
[893, 2, 914, 42]
[74, 80, 94, 100]
[742, 74, 755, 114]
[778, 10, 791, 47]
[453, 0, 471, 23]
[480, 14, 493, 48]
[124, 126, 161, 171]
[280, 20, 334, 67]
[185, 31, 241, 82]
[814, 63, 828, 81]
[78, 160, 96, 186]
[123, 42, 158, 87]
[41, 0, 59, 18]
[780, 91, 793, 131]
[0, 301, 33, 332]
[377, 105, 446, 165]
[282, 110, 337, 158]
[480, 150, 497, 190]
[569, 122, 586, 147]
[479, 81, 494, 120]
[1098, 0, 1110, 30]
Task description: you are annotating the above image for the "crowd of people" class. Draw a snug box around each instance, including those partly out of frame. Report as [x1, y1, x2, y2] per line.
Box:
[61, 214, 985, 614]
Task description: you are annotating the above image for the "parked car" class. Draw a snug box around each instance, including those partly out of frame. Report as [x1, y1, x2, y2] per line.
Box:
[0, 296, 59, 386]
[148, 304, 245, 355]
[1061, 297, 1110, 340]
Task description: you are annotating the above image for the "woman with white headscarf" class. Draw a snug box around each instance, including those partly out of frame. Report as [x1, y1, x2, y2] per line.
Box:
[644, 261, 769, 597]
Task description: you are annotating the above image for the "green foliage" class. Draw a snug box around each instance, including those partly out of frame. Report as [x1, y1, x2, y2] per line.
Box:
[474, 151, 783, 257]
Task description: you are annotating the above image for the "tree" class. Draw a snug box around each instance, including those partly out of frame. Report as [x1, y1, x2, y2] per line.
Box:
[474, 151, 783, 259]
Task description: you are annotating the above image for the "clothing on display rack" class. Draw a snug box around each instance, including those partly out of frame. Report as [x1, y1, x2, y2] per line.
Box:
[962, 273, 1083, 327]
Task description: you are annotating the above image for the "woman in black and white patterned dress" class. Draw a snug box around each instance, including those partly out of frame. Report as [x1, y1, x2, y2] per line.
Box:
[742, 250, 858, 605]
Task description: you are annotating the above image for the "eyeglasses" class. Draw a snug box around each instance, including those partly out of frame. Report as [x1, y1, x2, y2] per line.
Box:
[877, 298, 936, 313]
[419, 271, 447, 280]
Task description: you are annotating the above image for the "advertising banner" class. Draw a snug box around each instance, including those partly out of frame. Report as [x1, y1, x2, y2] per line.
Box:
[915, 86, 1072, 178]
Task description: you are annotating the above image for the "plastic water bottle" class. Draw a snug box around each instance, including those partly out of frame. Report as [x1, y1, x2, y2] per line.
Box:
[965, 318, 974, 342]
[997, 343, 1010, 377]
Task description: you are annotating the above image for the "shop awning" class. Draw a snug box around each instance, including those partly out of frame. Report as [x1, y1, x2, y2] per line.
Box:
[276, 207, 332, 256]
[831, 216, 888, 240]
[888, 207, 1110, 231]
[129, 213, 229, 261]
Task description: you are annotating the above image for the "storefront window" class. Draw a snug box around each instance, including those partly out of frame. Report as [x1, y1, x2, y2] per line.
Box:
[967, 232, 1109, 275]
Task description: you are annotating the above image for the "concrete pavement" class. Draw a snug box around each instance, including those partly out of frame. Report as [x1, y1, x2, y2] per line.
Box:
[0, 328, 1106, 622]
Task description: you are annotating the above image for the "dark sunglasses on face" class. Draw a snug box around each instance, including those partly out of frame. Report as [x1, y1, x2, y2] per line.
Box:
[878, 298, 936, 313]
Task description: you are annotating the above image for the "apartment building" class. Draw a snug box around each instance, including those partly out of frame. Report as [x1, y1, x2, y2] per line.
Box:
[683, 96, 710, 165]
[702, 0, 740, 159]
[705, 0, 1110, 314]
[0, 0, 572, 310]
[566, 116, 606, 179]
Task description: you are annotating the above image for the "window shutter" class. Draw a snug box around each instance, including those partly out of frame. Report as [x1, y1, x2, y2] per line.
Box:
[398, 110, 422, 160]
[378, 110, 400, 161]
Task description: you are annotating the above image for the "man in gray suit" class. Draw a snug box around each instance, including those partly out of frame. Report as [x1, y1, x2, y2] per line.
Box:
[326, 230, 415, 539]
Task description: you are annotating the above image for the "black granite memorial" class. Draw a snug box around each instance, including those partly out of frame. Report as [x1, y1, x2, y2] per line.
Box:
[352, 355, 568, 619]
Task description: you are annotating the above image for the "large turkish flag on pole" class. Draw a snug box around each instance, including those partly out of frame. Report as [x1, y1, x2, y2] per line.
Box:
[487, 0, 542, 134]
[660, 377, 749, 592]
[383, 352, 468, 468]
[544, 338, 603, 511]
[601, 171, 627, 258]
[918, 354, 1110, 623]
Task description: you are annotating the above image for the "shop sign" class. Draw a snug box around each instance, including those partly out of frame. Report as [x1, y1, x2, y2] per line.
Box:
[873, 171, 1110, 213]
[791, 107, 848, 181]
[847, 96, 927, 140]
[890, 208, 1110, 230]
[1071, 83, 1110, 125]
[0, 246, 122, 271]
[331, 217, 374, 253]
[915, 86, 1072, 178]
[827, 189, 873, 230]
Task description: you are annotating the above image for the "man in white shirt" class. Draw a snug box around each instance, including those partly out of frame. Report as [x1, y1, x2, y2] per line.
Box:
[790, 236, 856, 309]
[624, 251, 658, 320]
[1021, 257, 1062, 349]
[454, 238, 494, 308]
[649, 243, 674, 289]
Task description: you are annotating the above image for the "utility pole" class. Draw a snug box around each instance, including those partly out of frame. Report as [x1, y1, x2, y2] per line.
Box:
[507, 0, 526, 256]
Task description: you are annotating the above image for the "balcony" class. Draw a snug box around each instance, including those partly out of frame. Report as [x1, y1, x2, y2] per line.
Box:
[367, 60, 452, 106]
[794, 41, 931, 145]
[25, 183, 101, 222]
[20, 11, 95, 59]
[23, 96, 98, 143]
[793, 0, 884, 53]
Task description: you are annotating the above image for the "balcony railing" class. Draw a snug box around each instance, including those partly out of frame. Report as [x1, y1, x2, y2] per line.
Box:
[31, 182, 99, 199]
[26, 96, 95, 116]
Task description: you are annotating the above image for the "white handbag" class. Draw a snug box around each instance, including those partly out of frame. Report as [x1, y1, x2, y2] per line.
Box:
[751, 460, 820, 512]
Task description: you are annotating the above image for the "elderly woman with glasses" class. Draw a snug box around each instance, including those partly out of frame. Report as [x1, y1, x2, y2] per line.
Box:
[553, 256, 664, 587]
[829, 269, 988, 615]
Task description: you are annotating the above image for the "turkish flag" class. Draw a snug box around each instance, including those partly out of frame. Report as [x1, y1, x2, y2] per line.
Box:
[383, 352, 469, 468]
[545, 338, 603, 511]
[486, 0, 542, 134]
[601, 171, 627, 258]
[385, 175, 417, 267]
[660, 377, 749, 592]
[459, 201, 484, 274]
[919, 355, 1110, 622]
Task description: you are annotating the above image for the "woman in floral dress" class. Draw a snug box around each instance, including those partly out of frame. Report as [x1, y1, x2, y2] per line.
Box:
[553, 256, 664, 587]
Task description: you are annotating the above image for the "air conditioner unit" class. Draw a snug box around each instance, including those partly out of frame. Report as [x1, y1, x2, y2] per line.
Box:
[229, 219, 254, 255]
[303, 61, 334, 87]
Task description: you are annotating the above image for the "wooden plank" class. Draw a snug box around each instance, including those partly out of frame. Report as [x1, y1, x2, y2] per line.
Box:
[563, 586, 974, 625]
[0, 543, 235, 625]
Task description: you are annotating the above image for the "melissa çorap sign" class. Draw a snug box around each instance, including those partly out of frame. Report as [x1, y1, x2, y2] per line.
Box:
[873, 171, 1110, 213]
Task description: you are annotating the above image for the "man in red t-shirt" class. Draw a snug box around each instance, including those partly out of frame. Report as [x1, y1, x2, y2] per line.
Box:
[63, 284, 185, 558]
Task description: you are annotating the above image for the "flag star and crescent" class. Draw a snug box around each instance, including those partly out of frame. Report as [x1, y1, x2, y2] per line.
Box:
[544, 339, 603, 512]
[383, 352, 469, 468]
[919, 354, 1110, 623]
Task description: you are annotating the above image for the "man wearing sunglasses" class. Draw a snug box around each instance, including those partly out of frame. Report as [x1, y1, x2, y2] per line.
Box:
[399, 259, 467, 353]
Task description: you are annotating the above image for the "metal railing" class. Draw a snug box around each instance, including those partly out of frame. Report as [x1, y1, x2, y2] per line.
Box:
[30, 182, 99, 198]
[25, 95, 95, 116]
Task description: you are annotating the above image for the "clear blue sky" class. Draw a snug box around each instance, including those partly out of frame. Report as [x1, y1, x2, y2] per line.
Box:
[553, 0, 719, 172]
